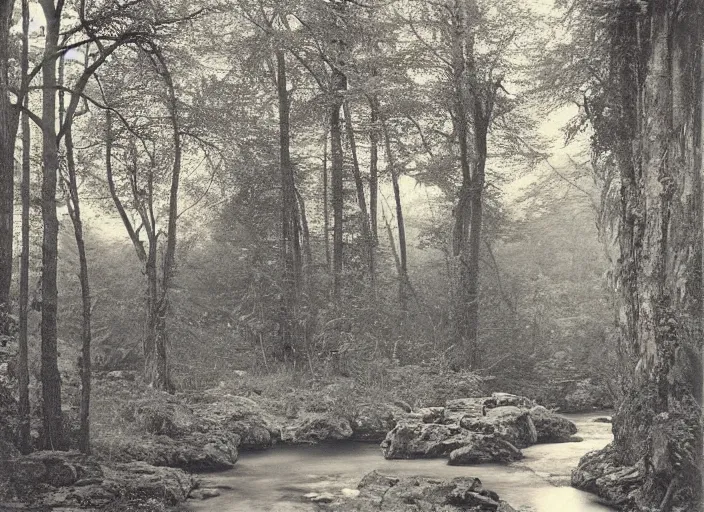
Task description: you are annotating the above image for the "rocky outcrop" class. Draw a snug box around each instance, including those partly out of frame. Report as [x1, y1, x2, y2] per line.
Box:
[448, 436, 523, 465]
[94, 393, 240, 471]
[529, 405, 578, 443]
[350, 403, 403, 442]
[571, 444, 642, 509]
[381, 393, 578, 464]
[315, 471, 517, 511]
[460, 406, 538, 448]
[281, 413, 353, 444]
[94, 430, 239, 471]
[381, 422, 473, 459]
[189, 392, 279, 450]
[0, 450, 197, 510]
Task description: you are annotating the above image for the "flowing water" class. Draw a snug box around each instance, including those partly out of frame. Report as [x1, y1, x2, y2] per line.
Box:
[190, 412, 614, 512]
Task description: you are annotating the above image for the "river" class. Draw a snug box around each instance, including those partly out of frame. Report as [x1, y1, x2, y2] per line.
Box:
[190, 412, 614, 511]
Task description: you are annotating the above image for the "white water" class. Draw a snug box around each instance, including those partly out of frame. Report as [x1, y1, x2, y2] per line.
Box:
[190, 412, 614, 512]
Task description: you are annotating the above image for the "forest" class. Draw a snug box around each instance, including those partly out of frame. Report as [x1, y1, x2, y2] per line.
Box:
[0, 0, 701, 511]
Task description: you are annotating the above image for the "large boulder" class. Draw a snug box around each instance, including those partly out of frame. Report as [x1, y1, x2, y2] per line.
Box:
[460, 406, 537, 448]
[571, 444, 642, 509]
[189, 393, 279, 450]
[315, 471, 518, 511]
[281, 413, 353, 444]
[529, 406, 578, 443]
[448, 436, 523, 465]
[94, 429, 239, 471]
[381, 422, 472, 459]
[0, 451, 196, 510]
[350, 403, 402, 442]
[444, 398, 484, 424]
[103, 461, 196, 505]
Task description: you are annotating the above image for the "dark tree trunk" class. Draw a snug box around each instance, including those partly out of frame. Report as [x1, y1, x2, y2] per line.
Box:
[38, 0, 65, 451]
[449, 0, 490, 369]
[330, 69, 346, 299]
[450, 1, 475, 366]
[150, 50, 180, 393]
[276, 49, 302, 356]
[0, 0, 17, 314]
[342, 101, 374, 284]
[17, 0, 30, 455]
[63, 124, 92, 453]
[368, 97, 379, 294]
[381, 120, 408, 310]
[463, 113, 487, 370]
[295, 188, 312, 272]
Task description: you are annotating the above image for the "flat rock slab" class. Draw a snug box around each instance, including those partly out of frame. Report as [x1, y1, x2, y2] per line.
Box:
[315, 470, 518, 511]
[0, 451, 196, 510]
[448, 436, 523, 465]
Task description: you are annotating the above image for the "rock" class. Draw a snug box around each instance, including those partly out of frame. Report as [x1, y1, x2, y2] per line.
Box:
[94, 429, 239, 471]
[415, 407, 446, 424]
[350, 403, 401, 442]
[10, 451, 103, 490]
[190, 393, 279, 450]
[281, 413, 353, 444]
[460, 406, 537, 448]
[559, 379, 614, 413]
[1, 451, 196, 510]
[393, 400, 412, 413]
[103, 461, 197, 505]
[190, 487, 221, 500]
[483, 393, 535, 411]
[448, 436, 523, 465]
[444, 398, 484, 424]
[593, 416, 612, 423]
[571, 444, 642, 508]
[529, 406, 578, 443]
[315, 470, 517, 511]
[381, 422, 472, 459]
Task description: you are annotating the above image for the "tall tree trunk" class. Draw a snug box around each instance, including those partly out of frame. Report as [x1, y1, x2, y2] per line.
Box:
[381, 120, 408, 310]
[450, 0, 473, 365]
[368, 97, 379, 294]
[276, 49, 301, 356]
[17, 0, 30, 455]
[63, 124, 92, 453]
[342, 101, 374, 284]
[574, 2, 704, 510]
[322, 127, 331, 273]
[330, 69, 346, 300]
[38, 0, 65, 450]
[148, 49, 180, 393]
[295, 188, 312, 271]
[450, 0, 487, 369]
[463, 113, 487, 370]
[0, 0, 16, 314]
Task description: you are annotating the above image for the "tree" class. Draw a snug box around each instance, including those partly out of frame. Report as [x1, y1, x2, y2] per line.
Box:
[38, 0, 65, 450]
[0, 0, 17, 315]
[561, 1, 703, 509]
[17, 0, 30, 455]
